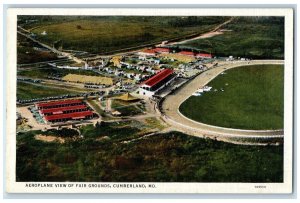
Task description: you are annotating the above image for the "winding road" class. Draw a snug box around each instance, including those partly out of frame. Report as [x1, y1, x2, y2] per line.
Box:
[160, 60, 284, 139]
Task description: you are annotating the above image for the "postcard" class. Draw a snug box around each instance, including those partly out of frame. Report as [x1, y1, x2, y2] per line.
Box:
[5, 8, 294, 193]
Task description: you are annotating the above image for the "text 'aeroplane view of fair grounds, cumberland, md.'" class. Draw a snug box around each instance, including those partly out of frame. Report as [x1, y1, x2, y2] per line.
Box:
[15, 15, 285, 183]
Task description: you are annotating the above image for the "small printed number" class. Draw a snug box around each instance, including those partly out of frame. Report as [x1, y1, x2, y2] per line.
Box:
[255, 185, 266, 188]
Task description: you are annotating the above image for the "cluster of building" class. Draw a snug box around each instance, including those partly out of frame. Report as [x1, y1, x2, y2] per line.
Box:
[138, 47, 213, 59]
[35, 99, 95, 123]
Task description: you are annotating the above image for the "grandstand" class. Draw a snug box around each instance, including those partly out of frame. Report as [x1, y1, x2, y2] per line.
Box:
[138, 68, 176, 97]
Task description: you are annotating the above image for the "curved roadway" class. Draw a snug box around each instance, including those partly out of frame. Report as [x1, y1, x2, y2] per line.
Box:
[161, 60, 284, 138]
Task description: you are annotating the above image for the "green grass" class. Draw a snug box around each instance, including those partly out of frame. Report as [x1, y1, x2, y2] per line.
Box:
[179, 64, 284, 130]
[115, 105, 144, 117]
[16, 130, 283, 182]
[19, 16, 230, 53]
[17, 34, 58, 64]
[18, 67, 101, 79]
[17, 81, 77, 100]
[86, 99, 106, 117]
[79, 122, 141, 141]
[180, 17, 284, 59]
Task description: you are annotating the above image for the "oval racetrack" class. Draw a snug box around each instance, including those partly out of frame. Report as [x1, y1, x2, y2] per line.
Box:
[160, 60, 284, 139]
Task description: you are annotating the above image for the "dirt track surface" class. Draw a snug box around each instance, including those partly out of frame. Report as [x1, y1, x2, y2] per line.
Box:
[161, 60, 284, 138]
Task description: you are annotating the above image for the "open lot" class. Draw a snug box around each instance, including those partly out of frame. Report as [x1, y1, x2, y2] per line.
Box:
[179, 64, 284, 130]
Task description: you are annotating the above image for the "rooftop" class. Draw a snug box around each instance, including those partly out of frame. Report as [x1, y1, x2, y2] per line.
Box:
[39, 105, 87, 114]
[140, 49, 157, 54]
[44, 111, 93, 121]
[154, 47, 170, 53]
[36, 99, 83, 108]
[142, 68, 174, 87]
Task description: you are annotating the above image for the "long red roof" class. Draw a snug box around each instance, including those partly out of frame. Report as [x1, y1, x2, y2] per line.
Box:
[154, 47, 170, 53]
[45, 111, 93, 121]
[141, 49, 156, 54]
[36, 99, 82, 108]
[142, 68, 174, 87]
[39, 105, 87, 114]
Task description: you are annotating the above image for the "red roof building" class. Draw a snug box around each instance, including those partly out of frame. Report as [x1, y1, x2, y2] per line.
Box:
[196, 53, 213, 58]
[44, 111, 93, 122]
[154, 47, 170, 53]
[39, 105, 88, 116]
[139, 68, 176, 97]
[178, 51, 195, 56]
[139, 49, 157, 56]
[36, 99, 83, 109]
[35, 99, 96, 123]
[142, 68, 174, 87]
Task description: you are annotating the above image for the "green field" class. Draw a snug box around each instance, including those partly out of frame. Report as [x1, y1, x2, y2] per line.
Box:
[179, 64, 284, 130]
[17, 34, 58, 64]
[18, 67, 101, 79]
[17, 81, 77, 100]
[18, 16, 230, 53]
[16, 128, 283, 182]
[179, 17, 284, 59]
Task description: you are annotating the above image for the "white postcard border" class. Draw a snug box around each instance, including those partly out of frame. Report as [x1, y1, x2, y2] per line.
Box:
[5, 8, 294, 194]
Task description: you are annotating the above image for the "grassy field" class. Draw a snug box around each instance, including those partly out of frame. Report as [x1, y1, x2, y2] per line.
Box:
[179, 17, 284, 59]
[18, 67, 101, 79]
[16, 128, 283, 182]
[17, 34, 58, 64]
[18, 16, 230, 53]
[17, 81, 77, 100]
[179, 64, 284, 130]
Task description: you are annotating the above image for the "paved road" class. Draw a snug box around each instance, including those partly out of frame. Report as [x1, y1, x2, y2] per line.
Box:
[161, 60, 284, 137]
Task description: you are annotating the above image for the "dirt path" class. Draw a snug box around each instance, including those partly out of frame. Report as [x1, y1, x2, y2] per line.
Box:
[161, 60, 284, 138]
[168, 17, 235, 45]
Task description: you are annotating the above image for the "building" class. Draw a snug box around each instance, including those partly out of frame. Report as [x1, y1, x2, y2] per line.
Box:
[35, 99, 95, 123]
[44, 111, 94, 123]
[137, 49, 157, 56]
[196, 53, 213, 58]
[154, 47, 170, 53]
[36, 99, 84, 110]
[138, 68, 176, 97]
[39, 105, 88, 116]
[178, 51, 195, 56]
